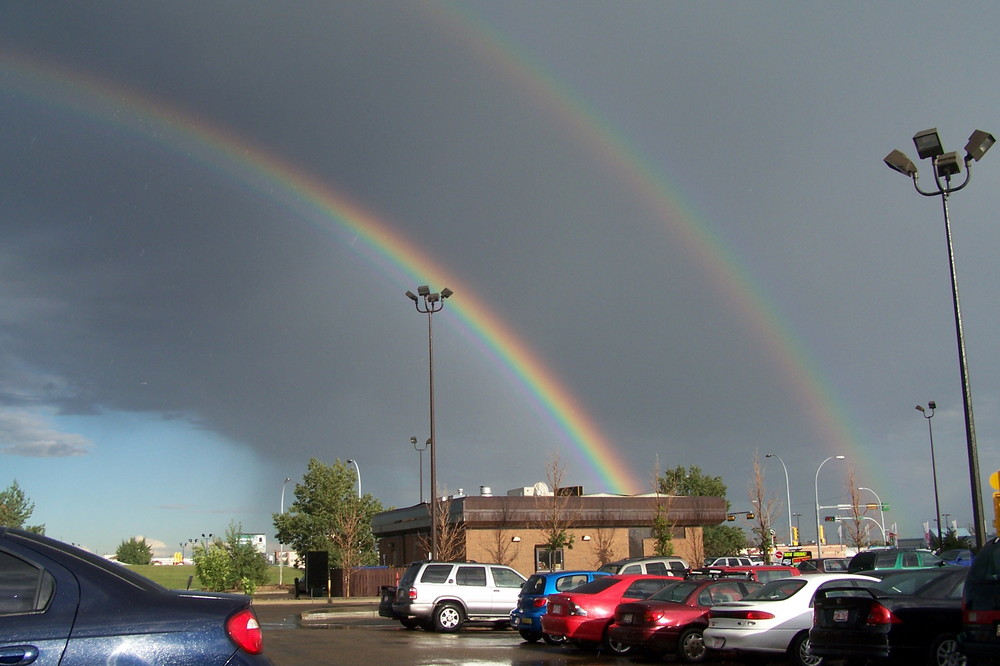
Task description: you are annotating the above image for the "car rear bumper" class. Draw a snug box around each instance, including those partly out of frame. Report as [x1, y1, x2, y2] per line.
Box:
[608, 624, 678, 651]
[809, 628, 890, 658]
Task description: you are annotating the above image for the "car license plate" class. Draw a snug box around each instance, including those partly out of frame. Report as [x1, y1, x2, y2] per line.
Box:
[834, 609, 849, 622]
[622, 612, 633, 624]
[551, 604, 562, 615]
[519, 617, 534, 626]
[708, 636, 726, 649]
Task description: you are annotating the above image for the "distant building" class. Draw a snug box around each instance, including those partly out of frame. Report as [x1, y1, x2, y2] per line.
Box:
[372, 484, 727, 574]
[238, 533, 267, 554]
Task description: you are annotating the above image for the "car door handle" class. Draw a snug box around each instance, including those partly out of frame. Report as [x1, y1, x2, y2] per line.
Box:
[0, 646, 39, 665]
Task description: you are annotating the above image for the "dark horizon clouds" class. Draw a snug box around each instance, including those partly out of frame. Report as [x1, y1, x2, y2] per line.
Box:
[2, 1, 999, 555]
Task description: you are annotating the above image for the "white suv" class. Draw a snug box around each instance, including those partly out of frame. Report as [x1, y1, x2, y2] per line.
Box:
[390, 561, 527, 632]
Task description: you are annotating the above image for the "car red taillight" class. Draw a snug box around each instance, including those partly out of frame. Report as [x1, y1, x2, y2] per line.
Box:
[227, 608, 264, 655]
[533, 598, 547, 608]
[408, 587, 417, 600]
[710, 609, 775, 620]
[644, 609, 666, 623]
[865, 603, 901, 626]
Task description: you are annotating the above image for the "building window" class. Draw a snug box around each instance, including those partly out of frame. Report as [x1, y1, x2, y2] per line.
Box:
[535, 546, 564, 571]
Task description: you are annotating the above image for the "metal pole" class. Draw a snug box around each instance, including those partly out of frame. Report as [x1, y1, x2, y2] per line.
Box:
[859, 487, 887, 544]
[940, 192, 985, 549]
[411, 436, 428, 504]
[280, 477, 291, 586]
[427, 309, 437, 560]
[814, 456, 845, 558]
[347, 459, 362, 498]
[766, 454, 793, 546]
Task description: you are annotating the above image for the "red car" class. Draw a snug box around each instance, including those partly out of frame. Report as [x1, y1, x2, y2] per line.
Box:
[541, 574, 680, 655]
[608, 576, 762, 662]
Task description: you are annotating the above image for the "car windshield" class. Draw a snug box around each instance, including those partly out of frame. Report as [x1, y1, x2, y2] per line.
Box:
[567, 577, 619, 595]
[647, 581, 696, 603]
[871, 568, 951, 595]
[742, 578, 806, 601]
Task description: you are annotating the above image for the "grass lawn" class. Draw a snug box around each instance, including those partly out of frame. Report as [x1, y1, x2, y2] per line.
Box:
[130, 564, 304, 591]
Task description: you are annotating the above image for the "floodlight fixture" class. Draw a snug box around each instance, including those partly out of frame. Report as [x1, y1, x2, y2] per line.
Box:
[405, 290, 418, 302]
[935, 151, 963, 178]
[913, 128, 944, 160]
[440, 287, 454, 299]
[417, 285, 430, 297]
[427, 292, 439, 303]
[965, 130, 995, 162]
[884, 149, 918, 177]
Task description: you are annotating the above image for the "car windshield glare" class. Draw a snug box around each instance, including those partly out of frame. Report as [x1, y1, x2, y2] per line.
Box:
[742, 578, 806, 601]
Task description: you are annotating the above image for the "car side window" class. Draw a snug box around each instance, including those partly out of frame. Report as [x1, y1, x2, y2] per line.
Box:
[646, 562, 667, 575]
[420, 564, 453, 584]
[490, 567, 523, 588]
[621, 564, 640, 574]
[456, 566, 487, 587]
[902, 552, 918, 567]
[555, 574, 587, 591]
[0, 550, 54, 615]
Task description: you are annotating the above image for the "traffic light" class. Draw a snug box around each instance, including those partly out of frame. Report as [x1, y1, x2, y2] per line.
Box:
[993, 493, 1000, 535]
[791, 526, 799, 546]
[746, 513, 755, 520]
[824, 516, 836, 522]
[727, 514, 735, 521]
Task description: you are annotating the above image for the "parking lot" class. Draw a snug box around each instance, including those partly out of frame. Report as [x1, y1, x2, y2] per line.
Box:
[253, 601, 837, 666]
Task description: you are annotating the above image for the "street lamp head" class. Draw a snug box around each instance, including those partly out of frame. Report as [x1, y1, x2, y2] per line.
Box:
[417, 285, 430, 297]
[965, 130, 995, 162]
[835, 455, 846, 460]
[916, 404, 925, 413]
[405, 290, 418, 302]
[410, 436, 417, 445]
[935, 151, 963, 178]
[347, 458, 355, 464]
[284, 476, 291, 482]
[765, 453, 774, 458]
[928, 400, 936, 409]
[913, 128, 944, 160]
[440, 287, 454, 299]
[884, 149, 918, 176]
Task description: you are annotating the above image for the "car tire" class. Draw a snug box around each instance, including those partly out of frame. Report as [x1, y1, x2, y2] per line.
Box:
[542, 633, 567, 646]
[678, 627, 707, 663]
[788, 631, 823, 666]
[433, 602, 464, 633]
[928, 633, 966, 666]
[603, 629, 633, 656]
[519, 629, 542, 643]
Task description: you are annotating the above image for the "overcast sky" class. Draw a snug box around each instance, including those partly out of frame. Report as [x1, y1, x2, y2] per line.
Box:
[2, 1, 999, 557]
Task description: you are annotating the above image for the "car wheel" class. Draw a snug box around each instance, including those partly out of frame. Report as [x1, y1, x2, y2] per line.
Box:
[678, 627, 707, 663]
[433, 603, 464, 633]
[400, 617, 420, 629]
[603, 630, 633, 656]
[788, 631, 823, 666]
[542, 633, 567, 646]
[929, 633, 967, 666]
[519, 629, 542, 643]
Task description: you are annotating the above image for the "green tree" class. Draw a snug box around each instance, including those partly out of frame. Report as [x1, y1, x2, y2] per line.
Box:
[273, 458, 384, 570]
[116, 537, 153, 565]
[0, 480, 45, 534]
[192, 522, 270, 594]
[658, 465, 740, 558]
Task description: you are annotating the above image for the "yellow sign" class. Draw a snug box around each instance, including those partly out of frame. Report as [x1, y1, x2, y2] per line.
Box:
[990, 470, 1000, 491]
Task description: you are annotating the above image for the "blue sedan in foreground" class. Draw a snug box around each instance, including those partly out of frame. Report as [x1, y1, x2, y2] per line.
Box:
[0, 527, 273, 665]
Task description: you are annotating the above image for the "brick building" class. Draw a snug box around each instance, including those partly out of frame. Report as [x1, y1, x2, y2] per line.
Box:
[372, 486, 727, 575]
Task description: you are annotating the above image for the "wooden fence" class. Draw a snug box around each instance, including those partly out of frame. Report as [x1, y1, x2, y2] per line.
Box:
[330, 566, 406, 598]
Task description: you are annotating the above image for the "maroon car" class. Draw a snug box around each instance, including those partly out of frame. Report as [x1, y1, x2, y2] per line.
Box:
[608, 577, 761, 662]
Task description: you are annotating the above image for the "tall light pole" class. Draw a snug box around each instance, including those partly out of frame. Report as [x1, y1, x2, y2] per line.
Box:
[858, 486, 887, 545]
[279, 476, 291, 586]
[406, 285, 453, 560]
[814, 455, 845, 558]
[411, 436, 429, 504]
[916, 402, 943, 547]
[765, 453, 793, 547]
[346, 459, 362, 498]
[885, 128, 994, 548]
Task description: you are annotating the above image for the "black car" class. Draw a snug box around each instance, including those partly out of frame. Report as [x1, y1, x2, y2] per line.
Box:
[0, 527, 273, 665]
[810, 566, 968, 666]
[960, 536, 1000, 663]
